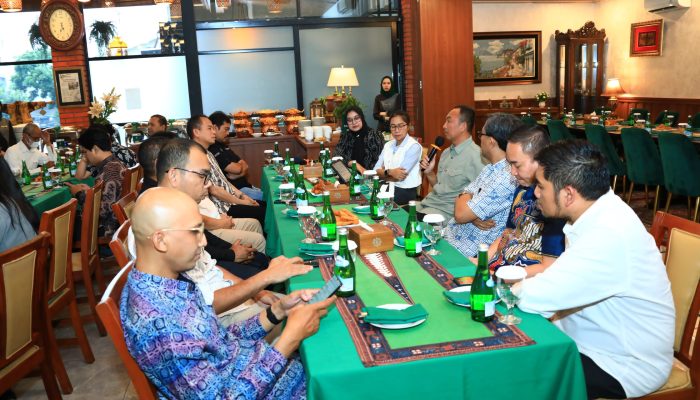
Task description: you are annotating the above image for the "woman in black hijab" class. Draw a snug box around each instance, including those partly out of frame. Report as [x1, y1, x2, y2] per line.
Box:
[334, 106, 384, 170]
[372, 75, 400, 133]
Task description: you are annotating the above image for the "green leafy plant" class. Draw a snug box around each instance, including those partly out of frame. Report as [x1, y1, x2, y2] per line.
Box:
[333, 95, 364, 134]
[89, 21, 116, 56]
[28, 23, 49, 57]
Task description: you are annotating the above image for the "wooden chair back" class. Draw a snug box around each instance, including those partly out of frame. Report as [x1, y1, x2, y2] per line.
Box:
[96, 262, 158, 400]
[112, 191, 137, 225]
[79, 180, 104, 266]
[39, 198, 78, 301]
[110, 220, 132, 269]
[121, 164, 141, 195]
[650, 212, 700, 262]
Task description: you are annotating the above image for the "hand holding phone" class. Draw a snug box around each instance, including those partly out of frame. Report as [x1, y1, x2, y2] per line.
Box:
[308, 275, 342, 304]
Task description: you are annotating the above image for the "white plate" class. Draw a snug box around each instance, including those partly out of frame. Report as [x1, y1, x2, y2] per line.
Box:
[393, 238, 432, 248]
[368, 303, 427, 330]
[445, 286, 501, 307]
[445, 286, 471, 307]
[301, 250, 334, 257]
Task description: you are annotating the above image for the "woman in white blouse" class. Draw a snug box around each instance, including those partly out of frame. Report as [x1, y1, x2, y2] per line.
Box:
[373, 110, 422, 205]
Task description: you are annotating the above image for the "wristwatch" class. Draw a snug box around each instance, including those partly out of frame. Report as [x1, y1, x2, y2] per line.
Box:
[384, 169, 390, 178]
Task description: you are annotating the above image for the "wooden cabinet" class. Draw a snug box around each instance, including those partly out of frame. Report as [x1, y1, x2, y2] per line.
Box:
[555, 22, 606, 114]
[225, 135, 304, 187]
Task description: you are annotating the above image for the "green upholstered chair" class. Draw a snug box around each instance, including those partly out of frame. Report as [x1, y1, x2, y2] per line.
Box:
[620, 127, 665, 215]
[658, 132, 700, 222]
[654, 110, 681, 127]
[585, 124, 626, 195]
[521, 116, 537, 127]
[629, 108, 649, 121]
[690, 113, 700, 129]
[546, 119, 575, 142]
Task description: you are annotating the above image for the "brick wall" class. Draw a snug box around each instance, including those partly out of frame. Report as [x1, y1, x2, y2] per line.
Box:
[401, 0, 418, 136]
[52, 37, 90, 128]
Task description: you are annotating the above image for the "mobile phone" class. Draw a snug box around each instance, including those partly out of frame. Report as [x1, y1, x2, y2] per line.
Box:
[453, 276, 474, 286]
[308, 275, 342, 304]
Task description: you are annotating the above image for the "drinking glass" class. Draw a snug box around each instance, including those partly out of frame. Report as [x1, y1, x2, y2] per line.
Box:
[272, 157, 284, 175]
[667, 115, 675, 126]
[422, 214, 445, 255]
[495, 265, 527, 325]
[279, 183, 295, 215]
[362, 170, 376, 192]
[49, 168, 62, 187]
[378, 192, 393, 226]
[297, 206, 318, 243]
[264, 149, 274, 165]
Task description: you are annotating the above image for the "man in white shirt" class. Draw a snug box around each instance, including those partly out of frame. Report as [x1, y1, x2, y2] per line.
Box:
[3, 123, 56, 174]
[517, 140, 674, 399]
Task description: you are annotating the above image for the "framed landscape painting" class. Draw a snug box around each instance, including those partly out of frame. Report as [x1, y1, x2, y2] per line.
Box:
[473, 31, 542, 86]
[630, 19, 663, 57]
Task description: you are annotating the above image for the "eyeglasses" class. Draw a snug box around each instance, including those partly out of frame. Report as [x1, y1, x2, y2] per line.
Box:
[390, 123, 408, 131]
[347, 116, 362, 123]
[172, 167, 211, 185]
[148, 223, 205, 240]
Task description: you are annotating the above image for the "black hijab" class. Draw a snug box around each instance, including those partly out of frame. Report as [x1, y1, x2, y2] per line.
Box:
[379, 76, 398, 99]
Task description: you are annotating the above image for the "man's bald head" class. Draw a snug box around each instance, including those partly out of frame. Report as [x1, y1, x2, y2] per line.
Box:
[23, 123, 40, 136]
[131, 187, 206, 277]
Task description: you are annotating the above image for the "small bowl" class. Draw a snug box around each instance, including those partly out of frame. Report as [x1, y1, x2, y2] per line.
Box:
[251, 132, 263, 138]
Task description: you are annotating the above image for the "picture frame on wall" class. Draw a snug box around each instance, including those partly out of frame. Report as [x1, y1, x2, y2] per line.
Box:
[630, 19, 663, 57]
[54, 68, 87, 107]
[473, 31, 542, 86]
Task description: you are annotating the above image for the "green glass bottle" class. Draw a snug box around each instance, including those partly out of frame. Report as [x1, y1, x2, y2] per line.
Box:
[349, 161, 361, 196]
[470, 243, 496, 322]
[284, 148, 291, 166]
[69, 156, 77, 177]
[319, 141, 326, 164]
[404, 201, 422, 257]
[21, 161, 31, 186]
[41, 164, 53, 190]
[319, 191, 336, 241]
[369, 176, 383, 221]
[662, 110, 670, 126]
[334, 227, 356, 297]
[323, 151, 335, 179]
[294, 165, 308, 208]
[688, 115, 693, 130]
[273, 141, 280, 157]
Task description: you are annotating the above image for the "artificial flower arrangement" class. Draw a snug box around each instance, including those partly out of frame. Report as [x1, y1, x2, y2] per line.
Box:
[88, 87, 121, 125]
[535, 92, 548, 103]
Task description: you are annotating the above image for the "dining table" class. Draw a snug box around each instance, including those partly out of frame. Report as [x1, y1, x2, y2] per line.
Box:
[261, 166, 587, 400]
[22, 175, 95, 215]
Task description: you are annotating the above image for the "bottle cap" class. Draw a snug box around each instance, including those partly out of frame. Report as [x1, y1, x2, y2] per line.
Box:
[323, 190, 330, 195]
[408, 200, 416, 206]
[479, 243, 488, 251]
[338, 227, 348, 236]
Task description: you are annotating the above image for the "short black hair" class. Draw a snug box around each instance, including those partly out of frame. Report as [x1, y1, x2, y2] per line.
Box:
[209, 111, 231, 128]
[186, 115, 207, 139]
[507, 124, 550, 157]
[483, 113, 524, 151]
[454, 105, 475, 133]
[149, 131, 177, 140]
[535, 139, 610, 201]
[78, 127, 112, 152]
[156, 138, 206, 183]
[388, 109, 410, 125]
[138, 136, 172, 180]
[150, 114, 167, 127]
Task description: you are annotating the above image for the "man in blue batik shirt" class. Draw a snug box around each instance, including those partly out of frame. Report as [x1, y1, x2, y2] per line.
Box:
[444, 113, 520, 257]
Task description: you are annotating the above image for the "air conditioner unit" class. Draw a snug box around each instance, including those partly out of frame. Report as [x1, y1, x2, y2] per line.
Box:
[645, 0, 691, 13]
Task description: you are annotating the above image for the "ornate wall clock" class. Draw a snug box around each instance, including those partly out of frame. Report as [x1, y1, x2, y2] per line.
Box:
[39, 0, 85, 51]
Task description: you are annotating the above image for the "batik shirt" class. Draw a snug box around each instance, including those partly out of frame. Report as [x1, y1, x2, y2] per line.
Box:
[488, 185, 566, 272]
[207, 150, 238, 215]
[121, 268, 306, 400]
[444, 159, 516, 257]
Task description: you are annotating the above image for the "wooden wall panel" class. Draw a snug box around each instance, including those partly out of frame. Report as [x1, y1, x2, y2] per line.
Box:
[616, 97, 700, 123]
[413, 0, 474, 147]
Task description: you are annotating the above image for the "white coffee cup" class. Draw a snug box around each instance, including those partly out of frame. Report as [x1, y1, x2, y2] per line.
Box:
[304, 126, 314, 141]
[313, 126, 323, 139]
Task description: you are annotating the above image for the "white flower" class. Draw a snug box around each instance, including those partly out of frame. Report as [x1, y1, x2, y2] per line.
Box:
[88, 101, 105, 118]
[101, 88, 121, 108]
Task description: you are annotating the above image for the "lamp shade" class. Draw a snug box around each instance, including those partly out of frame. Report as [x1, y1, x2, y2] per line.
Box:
[601, 78, 626, 99]
[0, 0, 22, 12]
[327, 66, 359, 87]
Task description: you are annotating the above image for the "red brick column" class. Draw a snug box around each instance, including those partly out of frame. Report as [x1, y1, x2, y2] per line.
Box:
[52, 34, 90, 128]
[401, 0, 418, 136]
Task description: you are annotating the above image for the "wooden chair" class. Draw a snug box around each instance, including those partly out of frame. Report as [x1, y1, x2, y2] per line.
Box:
[650, 212, 700, 262]
[96, 262, 158, 400]
[121, 163, 141, 196]
[110, 220, 132, 269]
[0, 232, 61, 399]
[112, 191, 137, 225]
[39, 199, 95, 394]
[72, 180, 107, 336]
[637, 226, 700, 400]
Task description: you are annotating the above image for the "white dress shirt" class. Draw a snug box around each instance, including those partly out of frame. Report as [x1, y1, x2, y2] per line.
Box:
[4, 140, 56, 174]
[517, 190, 674, 397]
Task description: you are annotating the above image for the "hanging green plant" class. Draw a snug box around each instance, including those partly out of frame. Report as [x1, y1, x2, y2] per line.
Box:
[28, 22, 50, 57]
[90, 20, 117, 57]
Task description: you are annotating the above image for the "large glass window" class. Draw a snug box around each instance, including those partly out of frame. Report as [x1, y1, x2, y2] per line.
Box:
[301, 0, 397, 18]
[194, 0, 297, 22]
[0, 11, 51, 63]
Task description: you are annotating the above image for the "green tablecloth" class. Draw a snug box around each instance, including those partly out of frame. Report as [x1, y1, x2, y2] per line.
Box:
[261, 167, 587, 400]
[23, 175, 95, 215]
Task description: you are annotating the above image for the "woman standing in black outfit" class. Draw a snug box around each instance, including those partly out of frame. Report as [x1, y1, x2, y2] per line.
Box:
[372, 76, 400, 133]
[334, 106, 384, 171]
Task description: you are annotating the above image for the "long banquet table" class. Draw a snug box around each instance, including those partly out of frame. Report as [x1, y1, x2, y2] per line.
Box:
[261, 166, 587, 400]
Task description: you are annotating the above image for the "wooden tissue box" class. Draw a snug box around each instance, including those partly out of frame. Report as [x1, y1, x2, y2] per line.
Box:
[348, 223, 394, 255]
[302, 165, 322, 178]
[327, 184, 349, 204]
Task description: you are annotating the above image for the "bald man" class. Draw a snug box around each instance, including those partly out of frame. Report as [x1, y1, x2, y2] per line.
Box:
[3, 123, 56, 174]
[123, 187, 335, 399]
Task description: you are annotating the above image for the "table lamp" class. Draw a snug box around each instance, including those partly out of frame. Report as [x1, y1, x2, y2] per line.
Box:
[601, 78, 626, 114]
[327, 66, 359, 96]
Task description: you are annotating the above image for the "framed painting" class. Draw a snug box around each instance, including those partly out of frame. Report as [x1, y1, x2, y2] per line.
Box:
[54, 68, 88, 107]
[473, 31, 541, 86]
[630, 19, 663, 57]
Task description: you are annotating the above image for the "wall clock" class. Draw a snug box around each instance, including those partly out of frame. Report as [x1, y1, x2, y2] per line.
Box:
[39, 0, 85, 51]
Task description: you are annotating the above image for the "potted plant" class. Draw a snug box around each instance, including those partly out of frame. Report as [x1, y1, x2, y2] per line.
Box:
[28, 22, 49, 57]
[90, 21, 117, 57]
[535, 92, 548, 108]
[333, 95, 363, 134]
